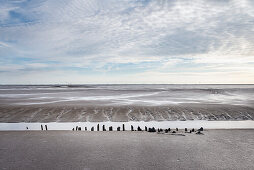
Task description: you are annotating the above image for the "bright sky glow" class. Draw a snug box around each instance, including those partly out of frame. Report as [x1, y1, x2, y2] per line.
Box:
[0, 0, 254, 84]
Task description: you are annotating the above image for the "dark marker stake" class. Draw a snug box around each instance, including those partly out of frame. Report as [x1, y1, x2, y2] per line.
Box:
[148, 127, 156, 132]
[131, 125, 134, 131]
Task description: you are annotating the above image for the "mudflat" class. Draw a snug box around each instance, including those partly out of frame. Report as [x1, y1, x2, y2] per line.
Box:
[0, 130, 253, 170]
[1, 85, 254, 122]
[1, 104, 254, 122]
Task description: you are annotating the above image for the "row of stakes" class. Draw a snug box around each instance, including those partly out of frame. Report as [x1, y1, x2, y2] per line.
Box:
[36, 124, 203, 133]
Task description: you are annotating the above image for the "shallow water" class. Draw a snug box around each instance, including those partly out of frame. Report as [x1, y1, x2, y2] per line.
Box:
[0, 120, 253, 131]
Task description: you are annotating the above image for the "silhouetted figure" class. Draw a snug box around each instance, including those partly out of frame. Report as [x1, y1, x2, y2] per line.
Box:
[91, 127, 94, 131]
[160, 128, 163, 132]
[137, 126, 142, 131]
[109, 126, 113, 131]
[97, 124, 100, 131]
[122, 124, 125, 131]
[117, 127, 120, 131]
[172, 131, 176, 133]
[85, 127, 87, 131]
[26, 127, 28, 130]
[189, 130, 192, 133]
[145, 126, 147, 131]
[157, 128, 160, 132]
[78, 127, 81, 131]
[103, 125, 106, 131]
[76, 126, 78, 131]
[72, 128, 74, 131]
[176, 128, 178, 131]
[131, 125, 134, 131]
[168, 128, 171, 132]
[165, 129, 168, 133]
[185, 128, 187, 132]
[45, 125, 48, 131]
[41, 125, 43, 131]
[191, 128, 195, 132]
[199, 127, 204, 131]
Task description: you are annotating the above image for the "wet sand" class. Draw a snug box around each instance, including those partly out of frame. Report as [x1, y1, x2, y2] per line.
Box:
[0, 104, 253, 122]
[1, 84, 254, 122]
[0, 130, 253, 170]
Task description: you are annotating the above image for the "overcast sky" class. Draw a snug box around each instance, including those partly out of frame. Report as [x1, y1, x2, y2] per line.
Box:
[0, 0, 254, 84]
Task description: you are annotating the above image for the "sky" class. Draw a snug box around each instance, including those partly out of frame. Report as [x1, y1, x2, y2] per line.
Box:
[0, 0, 254, 84]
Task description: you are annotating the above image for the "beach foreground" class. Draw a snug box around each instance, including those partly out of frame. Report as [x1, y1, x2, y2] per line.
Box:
[0, 130, 253, 170]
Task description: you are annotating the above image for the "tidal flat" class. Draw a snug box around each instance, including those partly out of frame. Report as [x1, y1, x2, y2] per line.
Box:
[0, 85, 254, 122]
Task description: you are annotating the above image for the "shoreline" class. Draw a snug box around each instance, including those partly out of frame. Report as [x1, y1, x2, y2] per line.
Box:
[1, 129, 254, 133]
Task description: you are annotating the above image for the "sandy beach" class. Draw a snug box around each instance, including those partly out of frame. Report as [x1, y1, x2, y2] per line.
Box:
[1, 104, 254, 123]
[0, 130, 253, 170]
[0, 85, 253, 169]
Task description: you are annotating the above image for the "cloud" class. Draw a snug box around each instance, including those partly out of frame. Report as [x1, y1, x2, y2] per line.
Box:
[0, 0, 254, 83]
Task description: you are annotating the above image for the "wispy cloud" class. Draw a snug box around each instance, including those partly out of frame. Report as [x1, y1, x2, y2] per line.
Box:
[0, 0, 254, 84]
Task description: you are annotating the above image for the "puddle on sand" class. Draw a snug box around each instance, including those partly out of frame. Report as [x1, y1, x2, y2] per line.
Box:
[0, 120, 253, 131]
